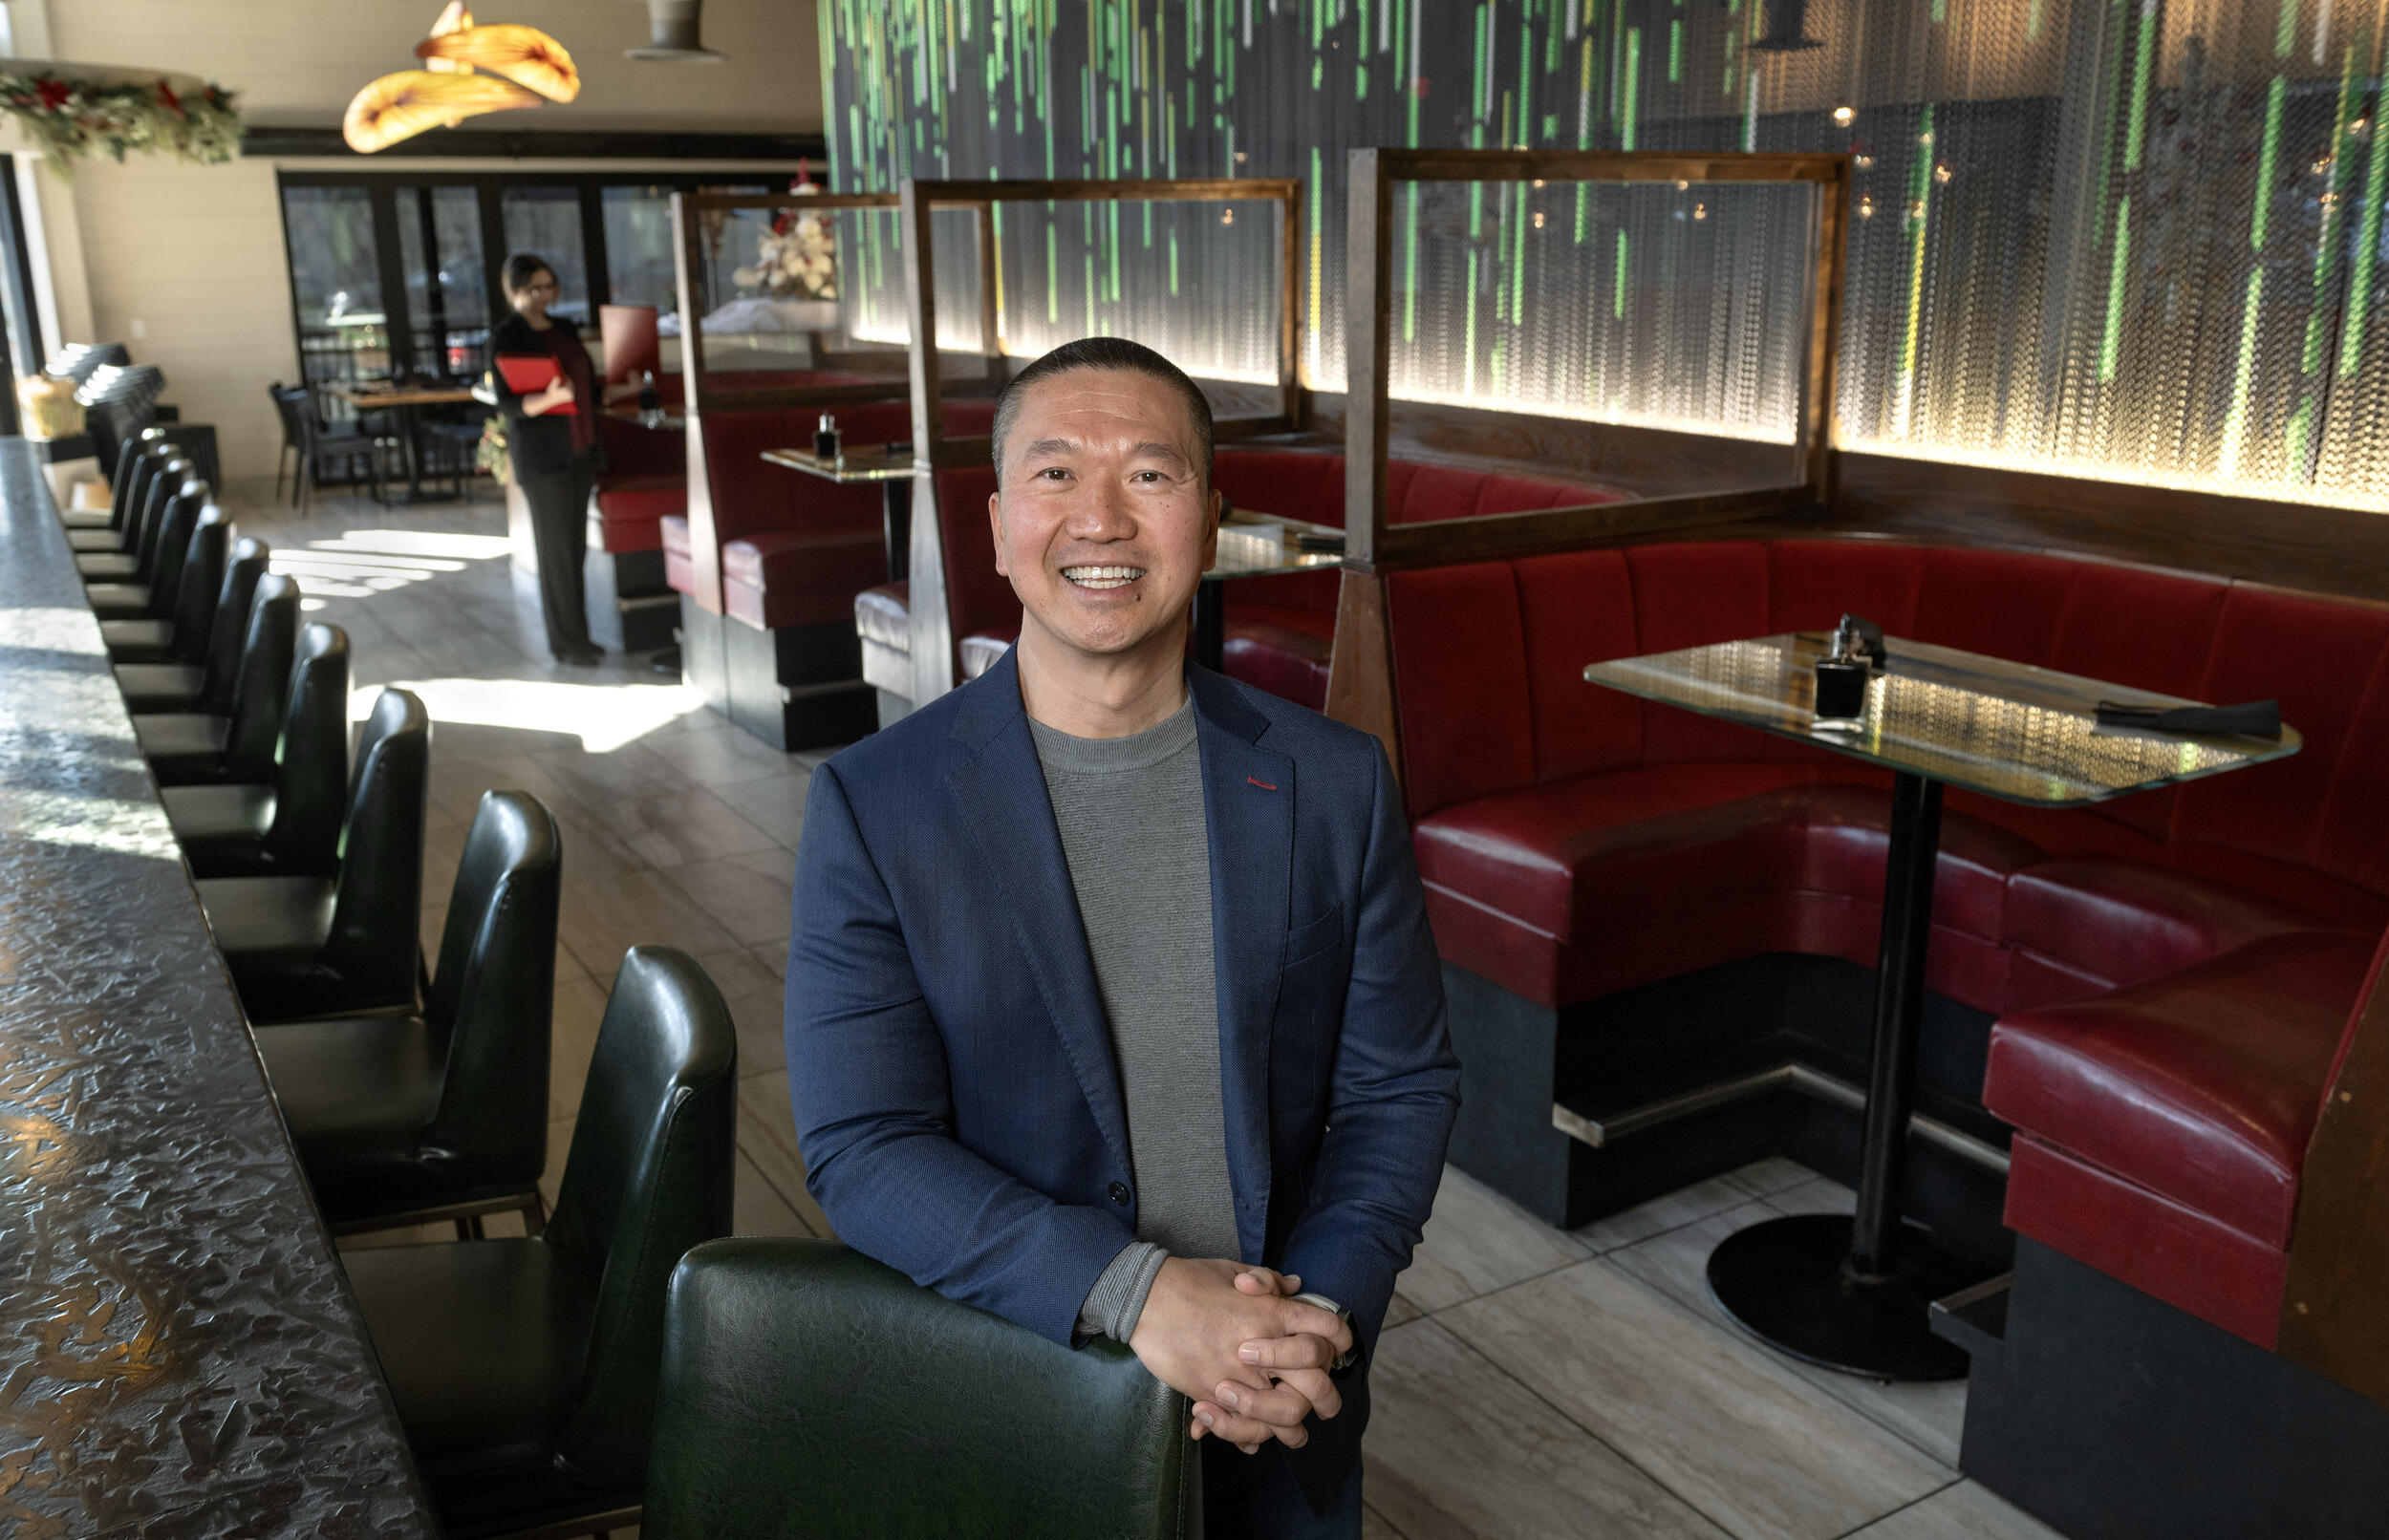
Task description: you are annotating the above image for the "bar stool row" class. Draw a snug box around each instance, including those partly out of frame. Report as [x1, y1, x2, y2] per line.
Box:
[66, 429, 740, 1538]
[63, 431, 1200, 1538]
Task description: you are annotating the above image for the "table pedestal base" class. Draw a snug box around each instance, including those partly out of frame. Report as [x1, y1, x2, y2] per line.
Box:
[1707, 1212, 1981, 1380]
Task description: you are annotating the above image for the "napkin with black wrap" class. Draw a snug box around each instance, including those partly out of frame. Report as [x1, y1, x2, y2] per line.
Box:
[2093, 698, 2283, 739]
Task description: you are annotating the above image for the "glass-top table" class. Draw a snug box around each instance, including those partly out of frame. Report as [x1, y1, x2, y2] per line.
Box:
[1584, 631, 2300, 1380]
[1193, 510, 1345, 671]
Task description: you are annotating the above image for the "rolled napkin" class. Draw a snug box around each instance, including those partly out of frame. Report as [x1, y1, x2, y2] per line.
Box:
[2094, 698, 2283, 739]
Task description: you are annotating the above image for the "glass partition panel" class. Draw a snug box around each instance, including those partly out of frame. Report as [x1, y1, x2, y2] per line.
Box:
[834, 203, 989, 355]
[602, 184, 678, 309]
[1392, 179, 1811, 457]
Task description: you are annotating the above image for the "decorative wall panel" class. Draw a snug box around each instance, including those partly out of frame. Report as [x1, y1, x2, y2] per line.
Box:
[825, 0, 2389, 512]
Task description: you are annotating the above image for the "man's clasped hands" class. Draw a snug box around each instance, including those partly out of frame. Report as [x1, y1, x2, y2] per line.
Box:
[1128, 1256, 1355, 1454]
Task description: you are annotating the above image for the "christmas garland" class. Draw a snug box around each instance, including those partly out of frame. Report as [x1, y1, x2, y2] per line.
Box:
[0, 72, 242, 175]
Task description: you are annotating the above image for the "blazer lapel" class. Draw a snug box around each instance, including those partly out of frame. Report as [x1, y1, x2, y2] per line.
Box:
[946, 658, 1134, 1178]
[1190, 668, 1295, 1265]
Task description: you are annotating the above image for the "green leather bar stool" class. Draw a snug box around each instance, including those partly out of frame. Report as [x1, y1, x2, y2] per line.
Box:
[259, 789, 559, 1234]
[65, 429, 169, 549]
[643, 1238, 1194, 1540]
[344, 945, 738, 1540]
[198, 685, 428, 1023]
[137, 570, 299, 788]
[82, 463, 197, 605]
[161, 621, 350, 878]
[109, 533, 266, 670]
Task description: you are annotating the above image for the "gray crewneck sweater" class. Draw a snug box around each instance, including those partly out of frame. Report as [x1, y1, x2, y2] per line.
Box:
[1030, 698, 1240, 1343]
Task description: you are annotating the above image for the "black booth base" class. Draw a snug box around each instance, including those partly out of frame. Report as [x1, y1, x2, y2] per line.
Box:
[1440, 955, 2013, 1266]
[1939, 1238, 2389, 1540]
[585, 546, 677, 654]
[678, 596, 876, 752]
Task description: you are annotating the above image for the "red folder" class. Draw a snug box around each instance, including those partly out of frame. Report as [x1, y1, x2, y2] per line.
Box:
[495, 354, 576, 415]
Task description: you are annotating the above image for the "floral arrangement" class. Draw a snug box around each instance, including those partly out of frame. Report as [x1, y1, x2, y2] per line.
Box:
[0, 72, 242, 175]
[732, 176, 839, 301]
[477, 414, 509, 484]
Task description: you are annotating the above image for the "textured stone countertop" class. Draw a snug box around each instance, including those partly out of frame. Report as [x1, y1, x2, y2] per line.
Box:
[0, 439, 434, 1536]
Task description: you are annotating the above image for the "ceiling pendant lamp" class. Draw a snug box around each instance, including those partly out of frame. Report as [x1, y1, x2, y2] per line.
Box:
[626, 0, 728, 63]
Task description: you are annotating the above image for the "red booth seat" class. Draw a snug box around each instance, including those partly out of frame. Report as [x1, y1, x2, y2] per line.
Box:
[721, 528, 888, 631]
[593, 476, 683, 555]
[661, 398, 998, 623]
[1387, 536, 2389, 1350]
[1208, 448, 1628, 710]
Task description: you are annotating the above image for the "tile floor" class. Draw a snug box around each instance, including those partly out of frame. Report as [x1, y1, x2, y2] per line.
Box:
[234, 477, 2061, 1540]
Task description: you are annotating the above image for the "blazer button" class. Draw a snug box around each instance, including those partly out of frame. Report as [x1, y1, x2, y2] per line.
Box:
[1108, 1182, 1130, 1207]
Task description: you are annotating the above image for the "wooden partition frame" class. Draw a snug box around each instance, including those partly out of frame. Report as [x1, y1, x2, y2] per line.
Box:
[669, 189, 997, 615]
[1326, 148, 1851, 764]
[896, 176, 1306, 703]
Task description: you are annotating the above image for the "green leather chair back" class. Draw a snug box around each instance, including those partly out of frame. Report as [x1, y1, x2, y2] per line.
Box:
[548, 945, 738, 1487]
[261, 622, 351, 876]
[140, 480, 210, 621]
[224, 572, 300, 785]
[643, 1239, 1195, 1540]
[424, 789, 561, 1189]
[167, 511, 230, 668]
[199, 539, 269, 715]
[318, 686, 429, 1009]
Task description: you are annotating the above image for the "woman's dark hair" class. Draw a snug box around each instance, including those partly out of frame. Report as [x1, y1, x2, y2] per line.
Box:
[502, 252, 556, 294]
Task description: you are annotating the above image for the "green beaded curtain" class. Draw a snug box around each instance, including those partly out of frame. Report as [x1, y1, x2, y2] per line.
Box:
[824, 0, 2389, 512]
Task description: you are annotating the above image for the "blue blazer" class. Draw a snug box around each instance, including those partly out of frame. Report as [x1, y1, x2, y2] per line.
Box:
[786, 652, 1459, 1502]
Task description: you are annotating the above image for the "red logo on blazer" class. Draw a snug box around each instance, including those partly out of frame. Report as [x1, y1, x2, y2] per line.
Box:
[1247, 776, 1278, 791]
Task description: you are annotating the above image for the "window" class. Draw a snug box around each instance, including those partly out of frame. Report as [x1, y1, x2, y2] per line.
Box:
[500, 184, 591, 325]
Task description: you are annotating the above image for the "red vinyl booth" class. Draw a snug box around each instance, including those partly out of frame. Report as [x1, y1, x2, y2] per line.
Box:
[583, 370, 688, 652]
[1383, 535, 2389, 1354]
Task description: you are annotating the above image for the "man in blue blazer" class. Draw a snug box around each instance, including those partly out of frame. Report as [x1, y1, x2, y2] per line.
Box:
[786, 336, 1458, 1535]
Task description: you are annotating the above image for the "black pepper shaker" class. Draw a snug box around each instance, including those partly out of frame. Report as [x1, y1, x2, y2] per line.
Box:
[815, 413, 840, 460]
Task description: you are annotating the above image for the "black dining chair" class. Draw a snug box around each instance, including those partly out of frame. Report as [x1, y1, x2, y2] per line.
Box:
[161, 621, 351, 877]
[257, 790, 560, 1235]
[642, 1239, 1195, 1540]
[110, 510, 229, 707]
[287, 383, 388, 511]
[84, 473, 205, 621]
[135, 571, 299, 787]
[196, 686, 429, 1024]
[108, 534, 266, 672]
[343, 945, 737, 1540]
[269, 381, 305, 504]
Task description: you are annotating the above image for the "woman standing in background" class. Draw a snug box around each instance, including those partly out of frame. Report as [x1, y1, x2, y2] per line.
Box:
[486, 251, 630, 665]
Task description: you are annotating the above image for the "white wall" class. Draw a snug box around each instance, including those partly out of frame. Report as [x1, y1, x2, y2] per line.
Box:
[5, 0, 821, 480]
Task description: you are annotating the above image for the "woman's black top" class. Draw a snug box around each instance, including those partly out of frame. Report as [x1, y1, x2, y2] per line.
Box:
[487, 311, 599, 479]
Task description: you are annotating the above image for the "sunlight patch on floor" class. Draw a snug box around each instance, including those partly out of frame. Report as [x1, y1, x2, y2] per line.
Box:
[348, 675, 706, 753]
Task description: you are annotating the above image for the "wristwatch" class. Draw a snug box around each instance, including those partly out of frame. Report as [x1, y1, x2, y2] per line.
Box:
[1293, 1293, 1361, 1374]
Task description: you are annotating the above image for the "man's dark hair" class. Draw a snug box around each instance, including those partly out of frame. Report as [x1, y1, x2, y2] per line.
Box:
[991, 336, 1214, 487]
[502, 251, 555, 294]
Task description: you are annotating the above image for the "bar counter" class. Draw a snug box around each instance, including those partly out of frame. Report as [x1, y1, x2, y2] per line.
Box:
[0, 439, 433, 1534]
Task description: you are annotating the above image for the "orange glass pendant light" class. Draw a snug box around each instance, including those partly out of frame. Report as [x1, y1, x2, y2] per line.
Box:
[415, 23, 581, 102]
[342, 69, 539, 152]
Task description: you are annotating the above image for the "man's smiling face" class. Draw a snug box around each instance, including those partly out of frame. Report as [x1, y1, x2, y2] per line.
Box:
[990, 367, 1219, 664]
